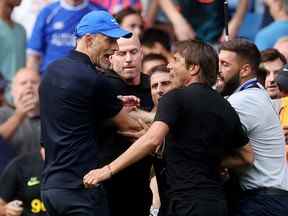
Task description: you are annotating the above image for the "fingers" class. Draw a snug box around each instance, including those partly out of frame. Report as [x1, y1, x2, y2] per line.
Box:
[118, 130, 141, 139]
[6, 200, 23, 216]
[117, 95, 140, 107]
[83, 171, 99, 188]
[137, 119, 149, 130]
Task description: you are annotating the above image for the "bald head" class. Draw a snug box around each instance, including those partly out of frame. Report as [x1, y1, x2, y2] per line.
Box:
[11, 68, 40, 100]
[116, 34, 141, 48]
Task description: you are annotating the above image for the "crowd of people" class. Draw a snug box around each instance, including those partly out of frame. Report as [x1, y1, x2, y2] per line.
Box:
[0, 0, 288, 216]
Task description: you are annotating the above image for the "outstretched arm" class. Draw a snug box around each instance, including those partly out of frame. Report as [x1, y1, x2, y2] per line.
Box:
[83, 121, 169, 187]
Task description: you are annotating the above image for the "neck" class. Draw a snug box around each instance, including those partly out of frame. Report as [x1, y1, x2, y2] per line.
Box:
[0, 2, 13, 25]
[75, 46, 93, 62]
[184, 75, 204, 87]
[239, 74, 256, 86]
[126, 74, 141, 86]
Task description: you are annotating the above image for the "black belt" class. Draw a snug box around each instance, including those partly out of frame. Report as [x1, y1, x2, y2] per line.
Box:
[243, 187, 288, 196]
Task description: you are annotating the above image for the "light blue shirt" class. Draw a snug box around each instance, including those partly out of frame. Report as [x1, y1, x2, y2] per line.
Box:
[255, 20, 288, 51]
[228, 79, 288, 190]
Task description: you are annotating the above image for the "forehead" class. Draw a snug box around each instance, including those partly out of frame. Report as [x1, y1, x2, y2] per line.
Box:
[117, 37, 140, 51]
[173, 52, 186, 63]
[122, 14, 142, 24]
[262, 58, 284, 71]
[150, 72, 170, 84]
[219, 50, 238, 62]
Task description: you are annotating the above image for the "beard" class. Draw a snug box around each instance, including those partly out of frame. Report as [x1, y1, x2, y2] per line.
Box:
[220, 73, 240, 97]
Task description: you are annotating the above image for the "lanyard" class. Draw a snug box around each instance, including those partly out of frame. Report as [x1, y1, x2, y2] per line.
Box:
[239, 79, 260, 92]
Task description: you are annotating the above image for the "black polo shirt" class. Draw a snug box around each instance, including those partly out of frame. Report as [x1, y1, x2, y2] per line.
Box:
[40, 50, 122, 190]
[155, 83, 249, 199]
[98, 71, 153, 216]
[104, 71, 153, 111]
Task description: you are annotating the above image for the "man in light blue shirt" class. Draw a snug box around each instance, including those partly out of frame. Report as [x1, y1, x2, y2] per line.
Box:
[219, 38, 288, 216]
[255, 0, 288, 50]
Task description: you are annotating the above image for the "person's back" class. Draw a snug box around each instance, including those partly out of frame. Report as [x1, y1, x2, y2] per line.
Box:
[177, 0, 224, 43]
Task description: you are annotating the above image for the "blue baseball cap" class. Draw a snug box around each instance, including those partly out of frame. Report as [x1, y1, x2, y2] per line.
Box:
[75, 10, 132, 39]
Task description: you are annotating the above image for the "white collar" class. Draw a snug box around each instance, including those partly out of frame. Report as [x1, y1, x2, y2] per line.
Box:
[60, 0, 89, 11]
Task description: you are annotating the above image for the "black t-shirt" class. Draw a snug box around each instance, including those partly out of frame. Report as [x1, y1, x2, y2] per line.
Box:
[40, 51, 122, 189]
[0, 152, 46, 216]
[155, 83, 248, 199]
[99, 71, 153, 216]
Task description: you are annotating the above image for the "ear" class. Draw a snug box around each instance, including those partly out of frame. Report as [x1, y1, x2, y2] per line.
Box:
[84, 34, 94, 47]
[188, 64, 200, 76]
[240, 64, 252, 78]
[109, 55, 113, 65]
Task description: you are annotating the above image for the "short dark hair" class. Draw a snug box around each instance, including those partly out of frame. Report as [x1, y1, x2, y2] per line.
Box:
[219, 38, 261, 73]
[142, 53, 168, 65]
[175, 40, 218, 86]
[150, 64, 169, 77]
[260, 48, 287, 65]
[141, 28, 171, 51]
[114, 7, 142, 23]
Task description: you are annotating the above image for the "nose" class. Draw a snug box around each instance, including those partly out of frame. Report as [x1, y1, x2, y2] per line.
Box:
[156, 84, 164, 95]
[125, 53, 132, 62]
[267, 72, 276, 83]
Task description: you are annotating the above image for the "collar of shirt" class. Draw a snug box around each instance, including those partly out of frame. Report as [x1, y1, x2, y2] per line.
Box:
[60, 0, 89, 11]
[69, 50, 94, 67]
[233, 77, 263, 94]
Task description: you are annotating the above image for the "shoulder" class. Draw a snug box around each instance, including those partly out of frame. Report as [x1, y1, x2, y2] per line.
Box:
[36, 2, 60, 20]
[228, 89, 267, 109]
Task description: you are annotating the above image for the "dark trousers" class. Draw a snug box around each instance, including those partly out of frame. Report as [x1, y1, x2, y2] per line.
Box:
[235, 188, 288, 216]
[166, 197, 228, 216]
[41, 185, 110, 216]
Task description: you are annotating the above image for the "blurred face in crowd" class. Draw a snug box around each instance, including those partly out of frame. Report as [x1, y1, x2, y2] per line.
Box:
[167, 52, 190, 89]
[150, 71, 172, 107]
[121, 13, 144, 38]
[11, 68, 40, 112]
[274, 40, 288, 62]
[110, 35, 143, 85]
[89, 34, 118, 70]
[263, 58, 285, 99]
[218, 50, 242, 96]
[143, 60, 167, 76]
